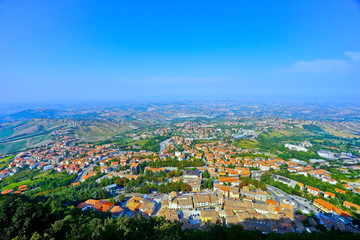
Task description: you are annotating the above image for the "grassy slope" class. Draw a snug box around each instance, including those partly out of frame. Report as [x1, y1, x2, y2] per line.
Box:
[0, 169, 75, 192]
[0, 155, 15, 170]
[0, 119, 68, 155]
[321, 124, 359, 138]
[0, 141, 27, 155]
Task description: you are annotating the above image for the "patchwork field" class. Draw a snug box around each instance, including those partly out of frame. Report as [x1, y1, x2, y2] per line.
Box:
[0, 117, 152, 155]
[321, 123, 360, 138]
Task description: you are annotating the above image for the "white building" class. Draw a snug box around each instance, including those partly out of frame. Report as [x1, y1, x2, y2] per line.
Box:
[317, 150, 337, 160]
[285, 144, 308, 152]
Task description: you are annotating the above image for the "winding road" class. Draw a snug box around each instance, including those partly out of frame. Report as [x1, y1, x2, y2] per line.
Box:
[266, 184, 319, 213]
[159, 138, 171, 153]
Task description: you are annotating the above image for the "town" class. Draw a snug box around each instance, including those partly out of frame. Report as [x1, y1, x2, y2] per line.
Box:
[1, 118, 360, 235]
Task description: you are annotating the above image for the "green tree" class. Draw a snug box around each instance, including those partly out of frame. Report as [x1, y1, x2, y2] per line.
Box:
[118, 194, 126, 202]
[203, 170, 210, 178]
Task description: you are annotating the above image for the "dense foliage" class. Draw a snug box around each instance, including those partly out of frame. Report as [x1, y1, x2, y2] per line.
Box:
[0, 194, 53, 240]
[45, 181, 110, 203]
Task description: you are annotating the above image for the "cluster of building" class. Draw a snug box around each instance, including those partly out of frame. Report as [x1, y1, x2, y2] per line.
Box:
[1, 151, 57, 180]
[79, 150, 160, 181]
[1, 117, 360, 234]
[313, 198, 351, 219]
[1, 132, 162, 186]
[158, 189, 307, 233]
[126, 126, 172, 140]
[161, 138, 287, 176]
[76, 199, 124, 217]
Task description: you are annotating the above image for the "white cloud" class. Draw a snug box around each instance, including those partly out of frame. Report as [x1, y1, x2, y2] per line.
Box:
[279, 58, 349, 74]
[278, 50, 360, 74]
[345, 51, 360, 61]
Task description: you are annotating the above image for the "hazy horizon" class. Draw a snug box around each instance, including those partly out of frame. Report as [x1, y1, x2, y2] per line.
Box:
[1, 0, 360, 103]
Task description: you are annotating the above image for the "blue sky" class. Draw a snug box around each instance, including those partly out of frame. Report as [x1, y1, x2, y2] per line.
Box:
[0, 0, 359, 103]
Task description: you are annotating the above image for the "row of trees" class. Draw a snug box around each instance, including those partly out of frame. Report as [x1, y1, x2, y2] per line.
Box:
[139, 181, 192, 194]
[203, 179, 213, 189]
[149, 158, 205, 168]
[276, 170, 346, 193]
[98, 171, 192, 194]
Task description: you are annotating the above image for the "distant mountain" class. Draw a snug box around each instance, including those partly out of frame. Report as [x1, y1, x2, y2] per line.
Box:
[0, 109, 66, 123]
